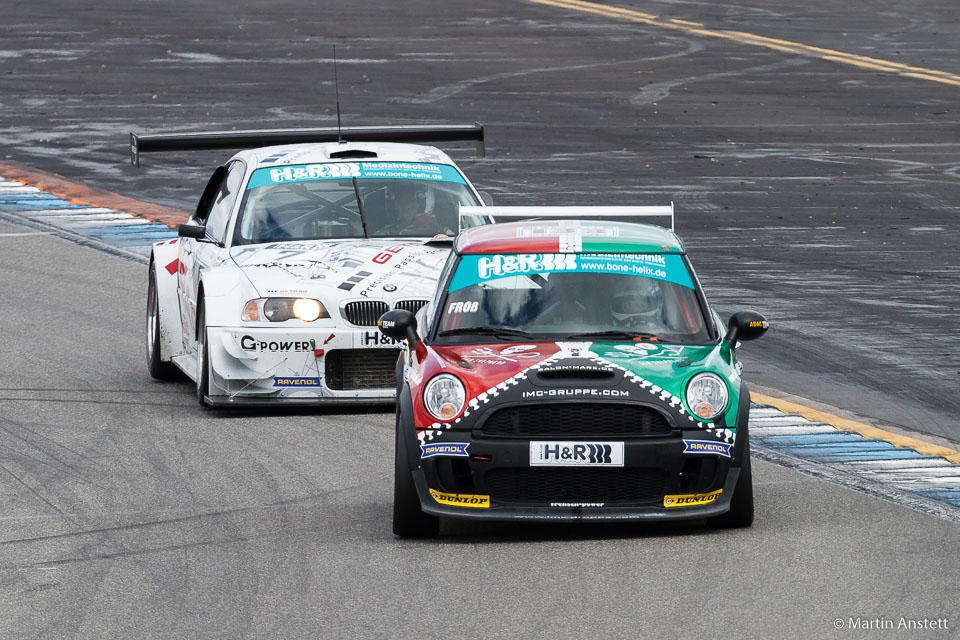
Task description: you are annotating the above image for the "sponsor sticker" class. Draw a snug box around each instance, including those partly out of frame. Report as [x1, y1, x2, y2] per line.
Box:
[246, 162, 467, 189]
[420, 443, 470, 458]
[530, 441, 625, 467]
[550, 502, 605, 508]
[429, 488, 489, 508]
[521, 389, 629, 398]
[683, 440, 733, 458]
[241, 335, 313, 352]
[355, 331, 402, 348]
[663, 489, 722, 508]
[448, 253, 694, 291]
[273, 377, 321, 387]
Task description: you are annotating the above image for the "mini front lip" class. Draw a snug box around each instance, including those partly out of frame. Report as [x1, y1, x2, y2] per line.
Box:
[412, 466, 740, 522]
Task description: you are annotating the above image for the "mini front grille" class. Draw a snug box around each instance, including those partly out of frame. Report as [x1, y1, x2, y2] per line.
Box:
[343, 301, 389, 326]
[484, 467, 666, 504]
[395, 299, 428, 314]
[324, 349, 399, 390]
[479, 404, 672, 437]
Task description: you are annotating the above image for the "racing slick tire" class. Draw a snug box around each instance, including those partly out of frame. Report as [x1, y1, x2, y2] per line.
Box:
[393, 406, 439, 538]
[146, 263, 180, 381]
[196, 300, 211, 407]
[709, 436, 754, 529]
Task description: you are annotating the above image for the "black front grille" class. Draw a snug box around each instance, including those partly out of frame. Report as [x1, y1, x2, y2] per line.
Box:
[485, 467, 666, 504]
[324, 349, 398, 390]
[343, 301, 389, 326]
[480, 404, 672, 437]
[396, 299, 428, 314]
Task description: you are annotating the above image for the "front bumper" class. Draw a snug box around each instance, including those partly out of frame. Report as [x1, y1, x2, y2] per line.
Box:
[410, 430, 742, 522]
[205, 326, 402, 403]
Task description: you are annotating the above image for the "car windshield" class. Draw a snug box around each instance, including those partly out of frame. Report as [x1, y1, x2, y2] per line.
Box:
[233, 161, 483, 244]
[436, 252, 711, 344]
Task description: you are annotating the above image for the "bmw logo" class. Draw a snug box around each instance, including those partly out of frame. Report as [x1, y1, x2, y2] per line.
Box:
[383, 284, 397, 292]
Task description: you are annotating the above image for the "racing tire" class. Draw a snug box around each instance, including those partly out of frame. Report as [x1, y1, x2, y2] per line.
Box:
[146, 264, 180, 380]
[393, 408, 439, 538]
[709, 443, 754, 529]
[196, 301, 211, 407]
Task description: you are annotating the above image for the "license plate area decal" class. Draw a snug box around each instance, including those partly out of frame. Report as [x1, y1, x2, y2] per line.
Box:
[529, 441, 625, 467]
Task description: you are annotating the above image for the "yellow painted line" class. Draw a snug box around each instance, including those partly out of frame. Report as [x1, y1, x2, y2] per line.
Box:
[528, 0, 960, 87]
[669, 19, 703, 27]
[752, 393, 960, 464]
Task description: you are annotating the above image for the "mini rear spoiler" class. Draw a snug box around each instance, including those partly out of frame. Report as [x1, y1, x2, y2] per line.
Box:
[459, 204, 675, 231]
[129, 123, 485, 167]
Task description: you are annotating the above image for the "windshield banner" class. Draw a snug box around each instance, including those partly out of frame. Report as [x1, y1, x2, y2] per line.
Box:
[246, 162, 467, 189]
[448, 253, 695, 291]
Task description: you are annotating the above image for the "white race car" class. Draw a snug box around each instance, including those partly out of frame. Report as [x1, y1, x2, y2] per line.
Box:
[136, 125, 489, 406]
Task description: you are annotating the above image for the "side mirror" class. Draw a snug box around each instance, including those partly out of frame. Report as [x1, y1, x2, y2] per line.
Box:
[178, 223, 207, 240]
[724, 311, 769, 346]
[378, 309, 419, 347]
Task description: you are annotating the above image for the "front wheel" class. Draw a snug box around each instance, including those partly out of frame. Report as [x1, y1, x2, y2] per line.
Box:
[393, 408, 439, 538]
[195, 301, 210, 407]
[146, 264, 180, 381]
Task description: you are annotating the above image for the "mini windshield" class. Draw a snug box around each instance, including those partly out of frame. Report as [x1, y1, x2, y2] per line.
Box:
[436, 252, 711, 344]
[234, 162, 483, 244]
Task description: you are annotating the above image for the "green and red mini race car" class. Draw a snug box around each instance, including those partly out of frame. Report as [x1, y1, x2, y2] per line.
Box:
[378, 207, 768, 537]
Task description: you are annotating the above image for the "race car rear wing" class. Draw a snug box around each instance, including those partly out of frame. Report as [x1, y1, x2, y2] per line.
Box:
[129, 123, 485, 167]
[458, 204, 675, 231]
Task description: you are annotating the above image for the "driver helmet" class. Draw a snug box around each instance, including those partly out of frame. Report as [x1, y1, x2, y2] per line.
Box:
[610, 277, 664, 328]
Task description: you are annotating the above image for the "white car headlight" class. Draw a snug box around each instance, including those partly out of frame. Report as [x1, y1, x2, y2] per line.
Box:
[423, 374, 467, 421]
[242, 298, 329, 322]
[685, 373, 728, 420]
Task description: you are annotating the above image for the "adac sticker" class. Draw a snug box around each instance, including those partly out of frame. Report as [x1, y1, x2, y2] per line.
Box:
[246, 161, 466, 189]
[421, 443, 470, 458]
[429, 488, 489, 508]
[683, 440, 733, 458]
[663, 489, 722, 508]
[448, 253, 694, 291]
[273, 377, 321, 387]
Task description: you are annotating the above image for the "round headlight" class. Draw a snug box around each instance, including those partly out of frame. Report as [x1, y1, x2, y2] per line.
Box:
[423, 374, 467, 422]
[685, 373, 728, 420]
[293, 298, 322, 322]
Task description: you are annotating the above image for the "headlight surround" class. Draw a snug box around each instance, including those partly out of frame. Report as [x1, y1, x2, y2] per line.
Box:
[242, 298, 329, 322]
[423, 374, 467, 421]
[685, 372, 728, 420]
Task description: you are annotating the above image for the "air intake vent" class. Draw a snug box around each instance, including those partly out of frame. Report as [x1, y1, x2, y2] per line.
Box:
[480, 404, 672, 437]
[324, 349, 398, 390]
[328, 149, 379, 159]
[396, 299, 428, 314]
[536, 367, 614, 380]
[343, 300, 389, 326]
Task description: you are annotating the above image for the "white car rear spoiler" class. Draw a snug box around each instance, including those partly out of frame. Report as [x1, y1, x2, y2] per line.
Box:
[459, 204, 675, 231]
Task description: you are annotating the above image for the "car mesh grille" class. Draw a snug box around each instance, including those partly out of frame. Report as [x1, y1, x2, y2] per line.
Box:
[395, 299, 428, 314]
[484, 467, 666, 504]
[479, 404, 672, 437]
[324, 349, 398, 390]
[343, 301, 389, 326]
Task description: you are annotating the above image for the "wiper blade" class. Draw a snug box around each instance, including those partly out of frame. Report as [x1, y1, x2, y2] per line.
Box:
[565, 330, 659, 340]
[439, 326, 535, 339]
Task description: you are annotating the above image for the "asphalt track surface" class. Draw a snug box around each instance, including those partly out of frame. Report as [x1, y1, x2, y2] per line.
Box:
[1, 1, 958, 638]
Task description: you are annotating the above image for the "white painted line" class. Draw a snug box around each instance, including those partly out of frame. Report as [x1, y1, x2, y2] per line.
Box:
[840, 459, 954, 469]
[860, 467, 960, 479]
[0, 231, 50, 237]
[750, 416, 821, 426]
[886, 477, 960, 489]
[753, 426, 839, 436]
[0, 186, 43, 194]
[65, 218, 152, 227]
[0, 180, 27, 187]
[28, 207, 119, 216]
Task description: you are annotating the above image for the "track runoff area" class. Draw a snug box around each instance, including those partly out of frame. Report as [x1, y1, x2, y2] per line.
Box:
[1, 165, 958, 522]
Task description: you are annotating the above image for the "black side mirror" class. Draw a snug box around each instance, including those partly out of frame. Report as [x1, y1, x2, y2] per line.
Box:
[378, 309, 419, 347]
[178, 223, 207, 240]
[724, 311, 769, 346]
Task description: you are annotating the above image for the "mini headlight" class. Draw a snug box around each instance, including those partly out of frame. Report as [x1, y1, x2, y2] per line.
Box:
[423, 374, 467, 422]
[685, 372, 728, 420]
[244, 298, 329, 322]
